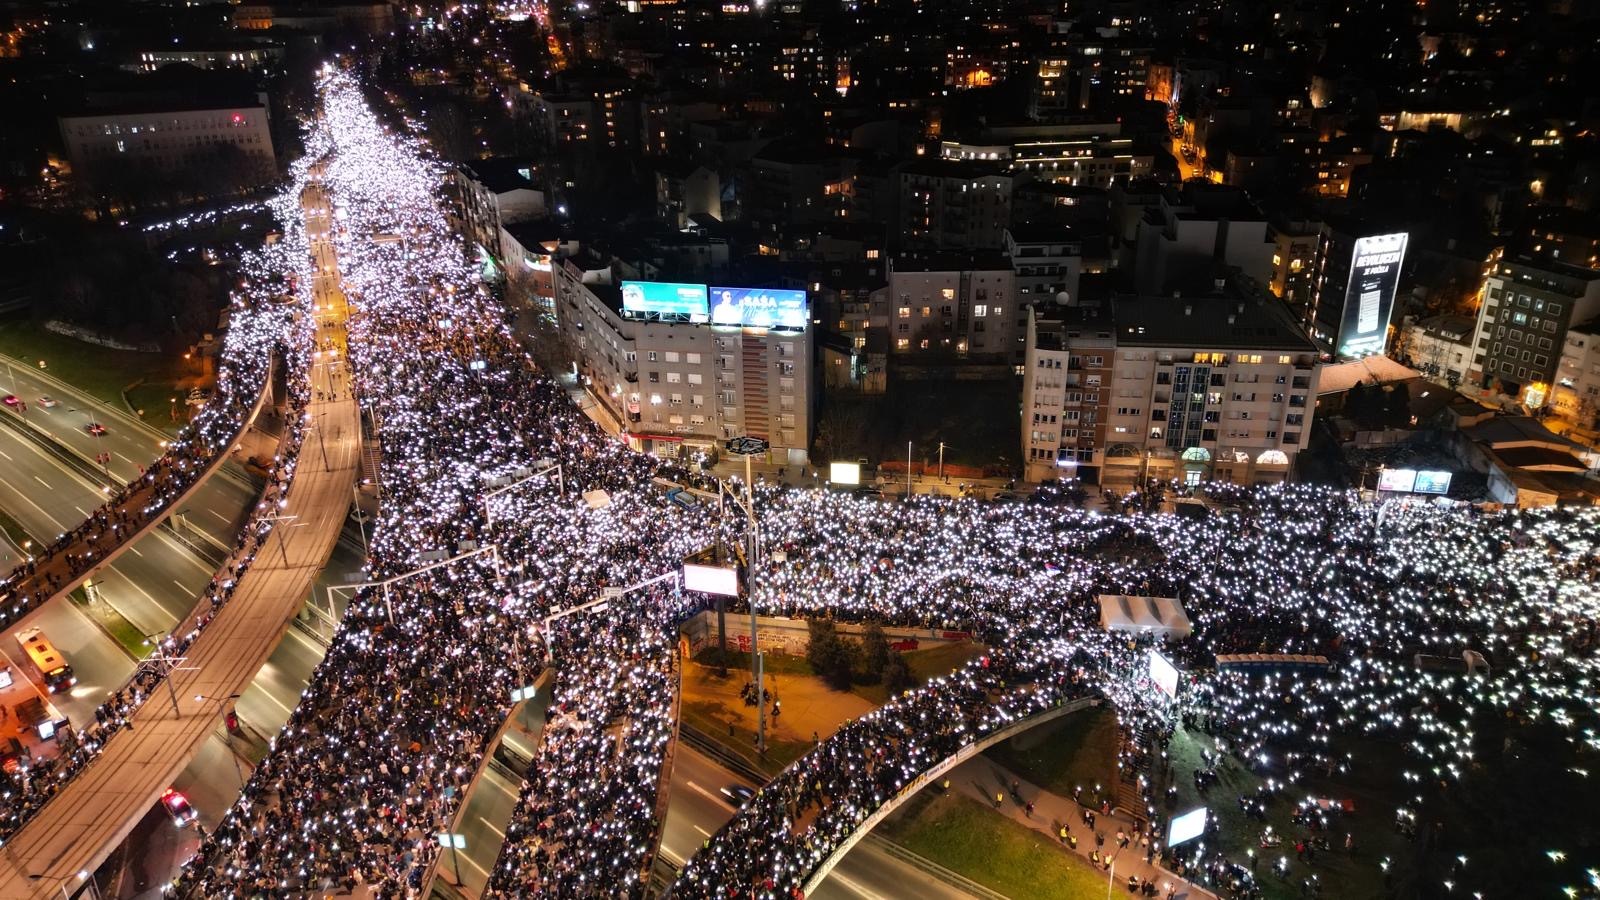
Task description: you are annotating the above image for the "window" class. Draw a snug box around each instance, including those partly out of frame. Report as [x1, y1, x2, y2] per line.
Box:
[692, 394, 705, 406]
[686, 353, 702, 365]
[974, 305, 988, 317]
[647, 351, 659, 362]
[941, 288, 955, 300]
[670, 393, 683, 405]
[648, 372, 660, 383]
[688, 373, 703, 385]
[896, 338, 910, 349]
[664, 351, 680, 363]
[666, 372, 682, 383]
[898, 307, 911, 318]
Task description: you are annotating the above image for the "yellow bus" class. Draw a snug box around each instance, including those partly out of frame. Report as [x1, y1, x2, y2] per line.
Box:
[17, 627, 75, 694]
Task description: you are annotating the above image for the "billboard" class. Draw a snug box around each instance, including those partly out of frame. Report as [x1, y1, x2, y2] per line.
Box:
[683, 562, 740, 597]
[1377, 468, 1417, 493]
[708, 286, 808, 330]
[829, 461, 862, 486]
[1337, 233, 1408, 358]
[1168, 807, 1208, 848]
[1149, 649, 1180, 698]
[1413, 470, 1453, 495]
[621, 281, 709, 318]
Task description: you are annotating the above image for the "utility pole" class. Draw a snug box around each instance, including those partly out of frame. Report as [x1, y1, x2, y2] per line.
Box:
[723, 436, 769, 753]
[906, 440, 913, 499]
[938, 441, 947, 483]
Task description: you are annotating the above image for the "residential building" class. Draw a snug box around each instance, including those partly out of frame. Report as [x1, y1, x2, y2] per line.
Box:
[1401, 314, 1475, 388]
[514, 80, 640, 150]
[1552, 318, 1600, 427]
[897, 158, 1013, 251]
[1004, 226, 1083, 310]
[127, 42, 285, 74]
[1267, 217, 1322, 314]
[1467, 257, 1600, 402]
[886, 255, 1018, 363]
[1130, 184, 1273, 297]
[554, 256, 814, 464]
[1021, 273, 1321, 486]
[454, 158, 546, 267]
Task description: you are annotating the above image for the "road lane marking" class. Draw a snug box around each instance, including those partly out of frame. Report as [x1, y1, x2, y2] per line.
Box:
[0, 449, 10, 461]
[476, 815, 506, 839]
[208, 509, 229, 523]
[75, 506, 88, 516]
[685, 780, 741, 807]
[32, 475, 49, 488]
[129, 546, 144, 557]
[832, 873, 890, 900]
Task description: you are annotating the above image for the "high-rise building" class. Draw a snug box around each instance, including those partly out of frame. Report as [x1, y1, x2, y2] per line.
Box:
[1467, 258, 1600, 402]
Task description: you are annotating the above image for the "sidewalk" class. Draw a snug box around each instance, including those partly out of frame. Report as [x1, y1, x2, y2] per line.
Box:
[947, 756, 1215, 900]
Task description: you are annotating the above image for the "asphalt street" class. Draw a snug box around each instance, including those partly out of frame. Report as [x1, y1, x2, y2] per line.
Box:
[658, 746, 978, 900]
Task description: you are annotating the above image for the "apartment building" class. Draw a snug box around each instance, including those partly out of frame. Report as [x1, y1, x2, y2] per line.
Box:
[886, 255, 1018, 363]
[1022, 275, 1321, 486]
[554, 257, 814, 464]
[1552, 318, 1600, 425]
[897, 158, 1013, 251]
[1467, 257, 1600, 401]
[58, 99, 275, 188]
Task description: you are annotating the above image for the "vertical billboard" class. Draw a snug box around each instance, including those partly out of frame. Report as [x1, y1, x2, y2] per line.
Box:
[620, 281, 709, 319]
[1337, 232, 1408, 359]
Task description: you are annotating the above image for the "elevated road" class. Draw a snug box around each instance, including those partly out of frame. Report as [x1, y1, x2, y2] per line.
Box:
[0, 186, 359, 899]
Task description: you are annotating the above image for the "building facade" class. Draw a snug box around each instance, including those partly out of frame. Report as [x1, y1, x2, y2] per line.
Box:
[1022, 276, 1321, 486]
[1467, 257, 1600, 400]
[554, 259, 814, 464]
[886, 255, 1018, 363]
[59, 102, 275, 189]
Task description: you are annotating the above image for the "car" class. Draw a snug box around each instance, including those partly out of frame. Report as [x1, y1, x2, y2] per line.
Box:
[160, 787, 198, 828]
[992, 491, 1023, 503]
[36, 396, 57, 409]
[1, 395, 17, 408]
[720, 784, 756, 807]
[852, 486, 886, 499]
[85, 423, 107, 436]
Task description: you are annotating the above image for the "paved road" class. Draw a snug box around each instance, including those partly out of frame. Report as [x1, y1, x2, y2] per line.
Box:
[655, 746, 979, 900]
[0, 183, 361, 899]
[0, 352, 184, 486]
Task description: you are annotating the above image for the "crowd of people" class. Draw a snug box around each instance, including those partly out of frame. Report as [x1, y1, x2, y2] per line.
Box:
[0, 225, 315, 845]
[150, 68, 1600, 899]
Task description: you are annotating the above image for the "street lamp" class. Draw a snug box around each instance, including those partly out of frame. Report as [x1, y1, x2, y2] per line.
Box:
[722, 435, 768, 753]
[435, 832, 467, 887]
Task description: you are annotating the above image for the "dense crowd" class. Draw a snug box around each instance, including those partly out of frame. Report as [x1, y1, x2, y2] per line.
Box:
[159, 68, 1600, 899]
[0, 215, 316, 845]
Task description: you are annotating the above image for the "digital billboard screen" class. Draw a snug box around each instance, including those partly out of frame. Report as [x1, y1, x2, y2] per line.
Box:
[709, 286, 808, 330]
[1377, 468, 1417, 493]
[1168, 807, 1207, 848]
[1149, 650, 1180, 698]
[829, 461, 862, 486]
[621, 281, 709, 318]
[1337, 233, 1408, 359]
[683, 563, 740, 597]
[1413, 470, 1453, 495]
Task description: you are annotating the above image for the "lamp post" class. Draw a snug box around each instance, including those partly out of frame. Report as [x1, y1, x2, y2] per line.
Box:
[723, 435, 768, 754]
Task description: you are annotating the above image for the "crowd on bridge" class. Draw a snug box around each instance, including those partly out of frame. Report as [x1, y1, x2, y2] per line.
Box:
[152, 67, 1600, 900]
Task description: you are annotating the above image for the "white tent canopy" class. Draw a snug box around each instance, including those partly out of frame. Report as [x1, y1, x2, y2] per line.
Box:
[1097, 595, 1191, 640]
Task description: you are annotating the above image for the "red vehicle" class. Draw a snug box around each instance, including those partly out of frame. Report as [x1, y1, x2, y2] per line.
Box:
[85, 422, 107, 436]
[1, 395, 17, 408]
[161, 788, 198, 827]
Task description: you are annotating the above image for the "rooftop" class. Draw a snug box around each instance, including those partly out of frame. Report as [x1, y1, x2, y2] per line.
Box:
[1114, 286, 1318, 352]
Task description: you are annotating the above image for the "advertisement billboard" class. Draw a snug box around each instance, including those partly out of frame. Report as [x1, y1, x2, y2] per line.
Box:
[1337, 232, 1408, 359]
[1149, 649, 1180, 698]
[683, 563, 740, 597]
[829, 461, 862, 486]
[1413, 470, 1453, 495]
[708, 286, 809, 330]
[621, 281, 709, 318]
[1377, 468, 1417, 493]
[1168, 807, 1208, 848]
